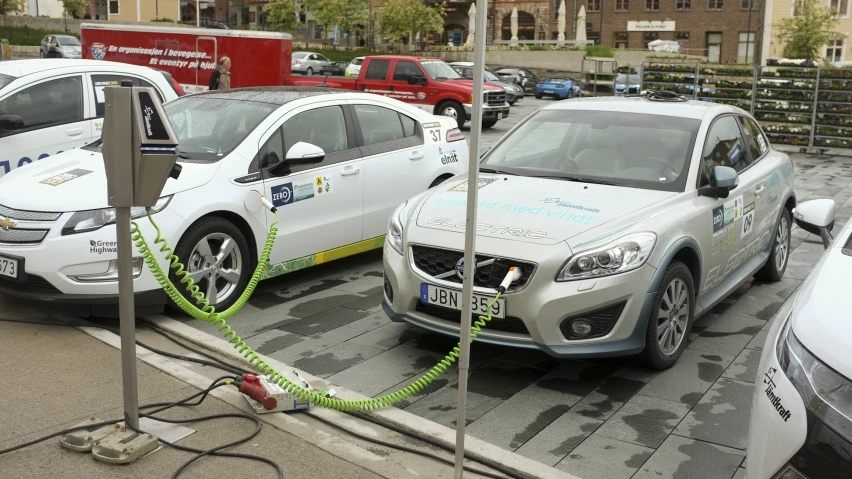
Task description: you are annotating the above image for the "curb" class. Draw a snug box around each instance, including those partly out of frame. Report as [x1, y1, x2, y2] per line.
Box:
[146, 313, 578, 479]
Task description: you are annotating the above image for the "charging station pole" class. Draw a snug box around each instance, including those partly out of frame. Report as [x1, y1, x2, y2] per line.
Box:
[453, 0, 489, 476]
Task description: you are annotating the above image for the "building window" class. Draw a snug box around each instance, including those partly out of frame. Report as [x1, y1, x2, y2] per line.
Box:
[741, 0, 754, 8]
[644, 32, 659, 48]
[676, 0, 691, 8]
[502, 11, 536, 40]
[616, 0, 629, 10]
[737, 32, 755, 63]
[109, 0, 119, 14]
[615, 32, 628, 49]
[676, 31, 690, 52]
[707, 32, 722, 63]
[792, 0, 804, 15]
[827, 39, 845, 62]
[587, 0, 601, 12]
[831, 0, 850, 16]
[708, 0, 723, 9]
[646, 0, 660, 9]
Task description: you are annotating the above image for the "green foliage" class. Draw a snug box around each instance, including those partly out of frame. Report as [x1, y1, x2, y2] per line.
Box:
[264, 0, 301, 33]
[0, 25, 79, 45]
[308, 0, 368, 42]
[774, 0, 842, 61]
[584, 44, 613, 58]
[378, 0, 444, 43]
[0, 0, 25, 17]
[60, 0, 88, 19]
[152, 18, 176, 22]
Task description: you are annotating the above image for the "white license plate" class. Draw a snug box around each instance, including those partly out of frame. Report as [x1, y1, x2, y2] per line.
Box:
[421, 284, 505, 319]
[0, 255, 19, 280]
[544, 90, 554, 94]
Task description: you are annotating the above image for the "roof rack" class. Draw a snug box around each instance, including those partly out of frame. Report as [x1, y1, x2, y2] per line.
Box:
[624, 90, 690, 102]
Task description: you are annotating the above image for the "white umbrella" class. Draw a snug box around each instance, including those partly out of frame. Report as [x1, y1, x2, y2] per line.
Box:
[557, 0, 566, 46]
[510, 7, 519, 47]
[575, 5, 587, 43]
[465, 3, 476, 47]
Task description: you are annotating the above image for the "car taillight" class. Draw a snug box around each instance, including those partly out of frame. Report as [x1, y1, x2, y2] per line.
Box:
[537, 83, 544, 87]
[171, 78, 185, 96]
[447, 128, 464, 142]
[294, 60, 301, 65]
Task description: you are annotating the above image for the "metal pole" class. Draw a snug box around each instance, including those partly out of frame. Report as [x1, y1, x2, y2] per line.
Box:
[116, 206, 140, 430]
[573, 0, 577, 40]
[808, 67, 820, 150]
[598, 0, 603, 45]
[136, 0, 140, 21]
[745, 0, 753, 64]
[453, 0, 488, 476]
[197, 0, 200, 26]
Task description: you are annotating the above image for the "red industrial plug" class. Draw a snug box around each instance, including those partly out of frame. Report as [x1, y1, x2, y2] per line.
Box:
[238, 374, 277, 410]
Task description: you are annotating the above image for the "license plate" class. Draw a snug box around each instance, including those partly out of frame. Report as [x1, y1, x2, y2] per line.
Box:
[421, 284, 506, 319]
[0, 254, 19, 280]
[544, 90, 554, 94]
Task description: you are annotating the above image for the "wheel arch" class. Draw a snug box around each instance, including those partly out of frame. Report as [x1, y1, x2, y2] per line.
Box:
[430, 173, 454, 188]
[189, 210, 259, 265]
[648, 237, 702, 295]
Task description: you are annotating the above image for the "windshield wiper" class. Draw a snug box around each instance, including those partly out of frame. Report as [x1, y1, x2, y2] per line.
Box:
[177, 151, 193, 160]
[536, 175, 626, 187]
[479, 167, 517, 176]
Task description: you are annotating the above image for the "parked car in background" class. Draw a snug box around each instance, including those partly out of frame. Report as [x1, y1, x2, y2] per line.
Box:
[534, 77, 577, 100]
[345, 57, 365, 77]
[495, 67, 539, 94]
[39, 35, 82, 59]
[292, 51, 331, 75]
[448, 62, 524, 105]
[205, 22, 230, 29]
[319, 61, 349, 76]
[614, 73, 641, 95]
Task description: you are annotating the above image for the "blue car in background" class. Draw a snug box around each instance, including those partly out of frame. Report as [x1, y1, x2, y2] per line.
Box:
[534, 77, 577, 100]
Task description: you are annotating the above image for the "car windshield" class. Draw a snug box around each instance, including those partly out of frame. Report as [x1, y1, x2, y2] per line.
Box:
[420, 60, 461, 81]
[0, 73, 14, 91]
[481, 109, 699, 192]
[57, 35, 80, 46]
[616, 74, 641, 84]
[352, 58, 363, 65]
[484, 71, 500, 82]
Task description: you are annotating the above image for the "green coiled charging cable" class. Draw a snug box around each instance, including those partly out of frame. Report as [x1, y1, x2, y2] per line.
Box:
[130, 209, 502, 411]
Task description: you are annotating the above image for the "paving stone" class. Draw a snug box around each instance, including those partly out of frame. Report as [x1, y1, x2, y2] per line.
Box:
[515, 413, 603, 466]
[632, 435, 745, 479]
[724, 294, 785, 321]
[278, 307, 369, 335]
[338, 310, 391, 333]
[555, 435, 653, 479]
[247, 278, 350, 310]
[784, 251, 823, 280]
[401, 385, 503, 428]
[330, 274, 384, 294]
[733, 466, 747, 479]
[745, 278, 801, 303]
[594, 395, 691, 449]
[639, 349, 734, 405]
[688, 312, 765, 357]
[723, 348, 762, 383]
[376, 363, 462, 409]
[266, 325, 372, 365]
[339, 290, 384, 312]
[292, 342, 384, 378]
[674, 378, 755, 449]
[569, 374, 648, 421]
[249, 329, 306, 355]
[345, 322, 423, 351]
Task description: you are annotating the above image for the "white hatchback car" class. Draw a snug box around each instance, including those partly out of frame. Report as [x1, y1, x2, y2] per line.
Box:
[345, 57, 365, 77]
[0, 88, 467, 316]
[0, 59, 183, 178]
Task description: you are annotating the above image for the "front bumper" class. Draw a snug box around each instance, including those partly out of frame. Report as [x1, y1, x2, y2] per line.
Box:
[381, 241, 656, 358]
[536, 88, 570, 98]
[462, 103, 510, 121]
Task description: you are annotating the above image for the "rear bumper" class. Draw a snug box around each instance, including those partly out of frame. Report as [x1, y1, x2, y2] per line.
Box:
[462, 103, 510, 121]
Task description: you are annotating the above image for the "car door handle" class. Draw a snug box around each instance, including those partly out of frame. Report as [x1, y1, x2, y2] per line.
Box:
[410, 151, 424, 161]
[66, 128, 83, 137]
[340, 167, 361, 176]
[755, 185, 765, 196]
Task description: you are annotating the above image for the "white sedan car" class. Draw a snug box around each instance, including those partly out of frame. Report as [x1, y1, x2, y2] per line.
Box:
[345, 57, 365, 77]
[747, 199, 852, 479]
[0, 59, 183, 178]
[0, 88, 467, 316]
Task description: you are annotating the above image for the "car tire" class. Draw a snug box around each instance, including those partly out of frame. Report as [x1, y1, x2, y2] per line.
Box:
[535, 93, 543, 99]
[169, 217, 253, 313]
[567, 90, 574, 99]
[306, 67, 313, 76]
[482, 120, 498, 129]
[437, 101, 466, 128]
[755, 208, 791, 282]
[40, 50, 45, 58]
[640, 261, 695, 370]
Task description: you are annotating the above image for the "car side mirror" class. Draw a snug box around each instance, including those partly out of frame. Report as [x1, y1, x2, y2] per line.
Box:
[408, 75, 427, 86]
[698, 166, 738, 199]
[0, 114, 24, 132]
[268, 142, 325, 177]
[793, 199, 836, 249]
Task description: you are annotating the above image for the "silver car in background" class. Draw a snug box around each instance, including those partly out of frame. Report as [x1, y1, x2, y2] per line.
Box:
[382, 95, 795, 370]
[291, 51, 331, 76]
[39, 35, 82, 58]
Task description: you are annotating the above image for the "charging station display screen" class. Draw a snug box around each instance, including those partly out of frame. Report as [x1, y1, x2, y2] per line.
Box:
[138, 91, 171, 141]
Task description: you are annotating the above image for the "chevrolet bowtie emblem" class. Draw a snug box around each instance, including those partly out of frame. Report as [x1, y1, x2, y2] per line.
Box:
[0, 218, 15, 231]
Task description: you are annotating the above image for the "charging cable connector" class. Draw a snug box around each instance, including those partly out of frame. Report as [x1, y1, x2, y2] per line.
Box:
[259, 194, 277, 214]
[497, 267, 522, 294]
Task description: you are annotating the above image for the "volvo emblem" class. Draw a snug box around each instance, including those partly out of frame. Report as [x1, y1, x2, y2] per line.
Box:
[455, 258, 470, 280]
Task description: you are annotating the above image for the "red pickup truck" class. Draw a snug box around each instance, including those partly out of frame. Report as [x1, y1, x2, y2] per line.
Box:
[285, 56, 510, 129]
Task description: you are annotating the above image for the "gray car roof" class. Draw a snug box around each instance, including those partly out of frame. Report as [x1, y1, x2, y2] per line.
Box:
[189, 87, 351, 105]
[543, 97, 741, 120]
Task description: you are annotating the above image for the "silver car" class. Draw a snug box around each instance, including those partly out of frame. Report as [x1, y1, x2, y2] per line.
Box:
[40, 35, 82, 59]
[382, 96, 795, 369]
[291, 51, 330, 76]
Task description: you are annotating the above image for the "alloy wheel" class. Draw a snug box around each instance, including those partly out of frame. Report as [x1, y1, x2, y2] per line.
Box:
[775, 215, 790, 271]
[657, 278, 689, 356]
[441, 106, 458, 119]
[187, 232, 243, 306]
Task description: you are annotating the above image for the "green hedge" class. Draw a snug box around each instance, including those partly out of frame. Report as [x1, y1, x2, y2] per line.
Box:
[0, 26, 79, 46]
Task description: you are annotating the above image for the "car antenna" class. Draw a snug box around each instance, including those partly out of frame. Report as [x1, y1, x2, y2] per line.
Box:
[626, 90, 689, 102]
[315, 75, 329, 89]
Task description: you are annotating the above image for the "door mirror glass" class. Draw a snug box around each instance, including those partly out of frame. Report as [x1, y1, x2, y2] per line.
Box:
[408, 74, 427, 86]
[698, 166, 738, 198]
[0, 114, 24, 132]
[268, 142, 325, 176]
[793, 199, 836, 249]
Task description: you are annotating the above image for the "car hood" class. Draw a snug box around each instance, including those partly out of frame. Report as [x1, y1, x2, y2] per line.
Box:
[791, 222, 852, 380]
[413, 174, 675, 246]
[488, 80, 520, 92]
[0, 149, 219, 212]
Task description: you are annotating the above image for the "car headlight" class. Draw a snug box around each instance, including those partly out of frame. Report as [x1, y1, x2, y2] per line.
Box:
[556, 232, 656, 281]
[387, 201, 406, 256]
[777, 317, 852, 443]
[62, 196, 172, 235]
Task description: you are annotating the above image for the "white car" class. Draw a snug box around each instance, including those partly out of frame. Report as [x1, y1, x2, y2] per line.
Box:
[0, 59, 183, 178]
[40, 34, 83, 59]
[345, 57, 365, 77]
[747, 199, 852, 479]
[0, 89, 467, 316]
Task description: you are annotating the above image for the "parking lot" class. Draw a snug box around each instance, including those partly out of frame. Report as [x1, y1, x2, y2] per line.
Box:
[148, 96, 852, 479]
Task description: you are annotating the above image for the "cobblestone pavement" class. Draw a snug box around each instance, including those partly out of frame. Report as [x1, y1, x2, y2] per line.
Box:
[174, 97, 852, 479]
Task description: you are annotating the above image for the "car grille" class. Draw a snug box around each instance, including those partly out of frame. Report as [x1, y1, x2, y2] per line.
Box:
[416, 301, 530, 335]
[559, 301, 627, 340]
[485, 91, 507, 106]
[0, 274, 62, 294]
[411, 245, 534, 291]
[0, 204, 62, 221]
[0, 228, 49, 244]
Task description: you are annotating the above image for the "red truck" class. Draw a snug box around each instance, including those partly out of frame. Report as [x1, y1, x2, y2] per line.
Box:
[80, 24, 508, 128]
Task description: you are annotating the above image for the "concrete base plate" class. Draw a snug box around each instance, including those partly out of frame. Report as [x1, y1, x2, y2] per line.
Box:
[91, 427, 159, 464]
[59, 417, 124, 452]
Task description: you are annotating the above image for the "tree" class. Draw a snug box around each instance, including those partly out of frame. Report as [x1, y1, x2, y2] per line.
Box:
[774, 0, 843, 61]
[59, 0, 87, 32]
[264, 0, 301, 33]
[378, 0, 444, 45]
[309, 0, 368, 46]
[0, 0, 25, 26]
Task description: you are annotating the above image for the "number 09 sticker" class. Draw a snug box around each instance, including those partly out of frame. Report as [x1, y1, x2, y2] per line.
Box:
[741, 202, 756, 237]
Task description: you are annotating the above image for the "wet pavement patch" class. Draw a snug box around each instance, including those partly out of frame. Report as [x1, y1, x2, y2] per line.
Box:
[288, 293, 365, 318]
[248, 279, 348, 309]
[633, 434, 744, 479]
[595, 395, 692, 448]
[463, 364, 546, 400]
[255, 332, 305, 354]
[571, 376, 646, 420]
[279, 307, 369, 335]
[508, 404, 571, 449]
[674, 377, 755, 449]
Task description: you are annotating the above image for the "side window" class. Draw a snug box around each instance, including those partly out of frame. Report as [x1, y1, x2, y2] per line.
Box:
[701, 116, 750, 181]
[91, 75, 163, 116]
[259, 129, 285, 168]
[738, 116, 769, 161]
[353, 105, 405, 145]
[365, 60, 390, 80]
[400, 113, 417, 138]
[282, 105, 348, 160]
[393, 61, 421, 82]
[0, 76, 83, 134]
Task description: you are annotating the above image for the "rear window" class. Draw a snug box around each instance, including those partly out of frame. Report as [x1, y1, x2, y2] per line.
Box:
[352, 58, 363, 66]
[0, 73, 14, 91]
